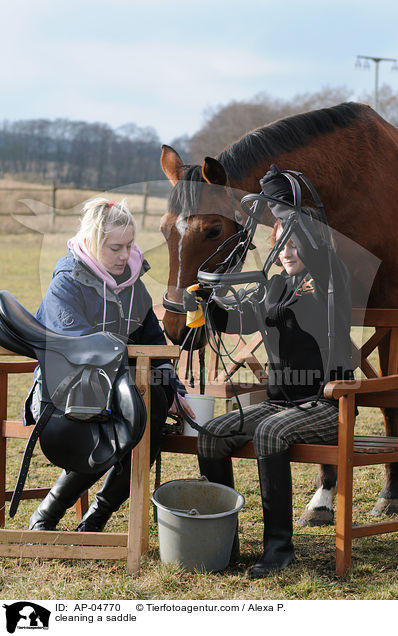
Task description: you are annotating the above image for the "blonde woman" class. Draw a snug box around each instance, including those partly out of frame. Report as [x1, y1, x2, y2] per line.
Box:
[28, 198, 193, 532]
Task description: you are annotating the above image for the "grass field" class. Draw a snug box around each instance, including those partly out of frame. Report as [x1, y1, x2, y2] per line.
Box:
[0, 214, 397, 601]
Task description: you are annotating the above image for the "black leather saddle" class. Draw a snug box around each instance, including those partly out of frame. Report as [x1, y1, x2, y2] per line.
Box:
[0, 290, 146, 517]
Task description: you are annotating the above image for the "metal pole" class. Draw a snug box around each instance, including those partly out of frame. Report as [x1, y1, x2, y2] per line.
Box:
[374, 60, 380, 112]
[356, 55, 397, 111]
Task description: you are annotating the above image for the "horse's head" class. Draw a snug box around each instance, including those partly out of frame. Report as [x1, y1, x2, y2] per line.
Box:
[160, 144, 245, 347]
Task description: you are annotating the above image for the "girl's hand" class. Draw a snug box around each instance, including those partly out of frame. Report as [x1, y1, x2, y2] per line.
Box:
[168, 395, 196, 419]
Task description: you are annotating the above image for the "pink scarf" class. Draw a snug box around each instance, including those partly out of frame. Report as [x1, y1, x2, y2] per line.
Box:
[67, 236, 144, 294]
[68, 235, 144, 333]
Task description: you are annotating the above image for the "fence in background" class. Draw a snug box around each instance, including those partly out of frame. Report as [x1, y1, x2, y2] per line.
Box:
[0, 181, 170, 231]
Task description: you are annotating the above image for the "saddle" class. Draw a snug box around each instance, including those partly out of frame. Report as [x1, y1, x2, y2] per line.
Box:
[0, 290, 146, 517]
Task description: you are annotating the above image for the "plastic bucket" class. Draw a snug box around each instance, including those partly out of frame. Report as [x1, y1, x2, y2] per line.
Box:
[182, 394, 215, 436]
[152, 476, 245, 572]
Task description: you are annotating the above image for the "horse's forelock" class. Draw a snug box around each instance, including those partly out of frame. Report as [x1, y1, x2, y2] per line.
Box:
[168, 165, 205, 218]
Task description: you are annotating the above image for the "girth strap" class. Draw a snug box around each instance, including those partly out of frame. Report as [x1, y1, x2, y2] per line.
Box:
[9, 401, 55, 518]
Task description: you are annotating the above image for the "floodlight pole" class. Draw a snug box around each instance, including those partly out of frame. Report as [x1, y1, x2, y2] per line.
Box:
[356, 55, 398, 111]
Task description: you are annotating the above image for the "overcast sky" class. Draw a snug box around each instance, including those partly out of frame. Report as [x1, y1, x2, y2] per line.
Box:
[2, 0, 398, 143]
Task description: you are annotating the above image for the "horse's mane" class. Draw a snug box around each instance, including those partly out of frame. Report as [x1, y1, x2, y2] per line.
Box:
[168, 102, 368, 216]
[218, 102, 367, 181]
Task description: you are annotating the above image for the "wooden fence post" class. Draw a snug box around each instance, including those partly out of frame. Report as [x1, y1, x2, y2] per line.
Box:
[140, 183, 149, 230]
[50, 182, 57, 232]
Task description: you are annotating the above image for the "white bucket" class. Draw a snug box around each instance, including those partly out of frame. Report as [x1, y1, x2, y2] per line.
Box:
[152, 477, 245, 572]
[182, 394, 215, 436]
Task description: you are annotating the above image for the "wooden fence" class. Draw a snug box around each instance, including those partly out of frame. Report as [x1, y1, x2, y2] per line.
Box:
[0, 182, 170, 231]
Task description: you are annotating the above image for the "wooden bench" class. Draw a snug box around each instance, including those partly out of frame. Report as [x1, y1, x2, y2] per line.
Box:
[0, 344, 179, 576]
[2, 309, 398, 576]
[160, 308, 398, 575]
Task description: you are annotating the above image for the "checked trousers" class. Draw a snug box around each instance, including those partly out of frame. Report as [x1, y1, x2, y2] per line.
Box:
[197, 399, 339, 460]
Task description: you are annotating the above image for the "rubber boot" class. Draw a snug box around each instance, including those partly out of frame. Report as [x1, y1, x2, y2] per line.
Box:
[198, 455, 240, 564]
[28, 469, 102, 530]
[249, 449, 295, 578]
[76, 453, 131, 532]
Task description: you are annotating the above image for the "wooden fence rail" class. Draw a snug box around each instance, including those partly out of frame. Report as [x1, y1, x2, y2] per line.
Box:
[0, 182, 169, 231]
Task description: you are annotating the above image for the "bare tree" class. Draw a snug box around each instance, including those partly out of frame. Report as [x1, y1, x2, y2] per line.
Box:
[189, 86, 353, 162]
[360, 84, 398, 125]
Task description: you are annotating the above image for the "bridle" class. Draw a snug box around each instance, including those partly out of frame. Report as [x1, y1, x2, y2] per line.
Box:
[162, 182, 251, 316]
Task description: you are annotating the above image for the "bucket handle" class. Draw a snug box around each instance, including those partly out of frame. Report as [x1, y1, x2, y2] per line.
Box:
[167, 507, 201, 516]
[166, 477, 209, 515]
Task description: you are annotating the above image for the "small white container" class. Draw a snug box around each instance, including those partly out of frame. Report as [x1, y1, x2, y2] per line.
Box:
[182, 394, 215, 436]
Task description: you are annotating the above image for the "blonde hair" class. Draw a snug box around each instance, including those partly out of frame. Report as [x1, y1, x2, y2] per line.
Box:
[77, 197, 136, 261]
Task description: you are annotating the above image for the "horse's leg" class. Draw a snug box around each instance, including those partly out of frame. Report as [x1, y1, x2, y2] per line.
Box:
[297, 464, 337, 526]
[371, 332, 398, 515]
[370, 408, 398, 515]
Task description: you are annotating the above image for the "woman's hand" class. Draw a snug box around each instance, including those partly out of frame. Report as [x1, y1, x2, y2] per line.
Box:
[168, 395, 196, 419]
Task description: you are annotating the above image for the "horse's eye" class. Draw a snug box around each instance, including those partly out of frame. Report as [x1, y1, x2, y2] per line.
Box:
[205, 225, 223, 240]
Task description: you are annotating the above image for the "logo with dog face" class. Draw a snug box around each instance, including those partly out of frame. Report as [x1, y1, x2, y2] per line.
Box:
[3, 602, 50, 633]
[296, 278, 315, 296]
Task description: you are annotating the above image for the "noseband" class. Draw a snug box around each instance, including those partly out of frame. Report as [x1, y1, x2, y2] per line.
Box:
[162, 291, 186, 315]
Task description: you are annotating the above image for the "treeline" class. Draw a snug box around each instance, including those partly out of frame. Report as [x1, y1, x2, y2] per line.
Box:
[2, 85, 398, 189]
[0, 120, 167, 189]
[188, 85, 398, 162]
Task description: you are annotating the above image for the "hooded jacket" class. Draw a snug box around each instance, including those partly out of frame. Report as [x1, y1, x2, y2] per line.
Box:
[35, 243, 185, 394]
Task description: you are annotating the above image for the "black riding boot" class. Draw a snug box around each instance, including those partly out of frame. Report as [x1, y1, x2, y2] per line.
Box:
[28, 470, 102, 530]
[249, 449, 295, 578]
[198, 455, 240, 563]
[76, 453, 131, 532]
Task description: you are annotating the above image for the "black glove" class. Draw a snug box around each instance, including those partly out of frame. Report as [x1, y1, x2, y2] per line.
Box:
[260, 164, 295, 222]
[260, 164, 283, 190]
[182, 285, 212, 312]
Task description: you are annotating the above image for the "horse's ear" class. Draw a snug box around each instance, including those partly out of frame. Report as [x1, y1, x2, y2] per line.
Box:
[160, 145, 184, 185]
[202, 157, 227, 186]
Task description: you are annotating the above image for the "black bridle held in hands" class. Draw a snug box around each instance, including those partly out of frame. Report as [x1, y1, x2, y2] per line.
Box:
[171, 168, 336, 434]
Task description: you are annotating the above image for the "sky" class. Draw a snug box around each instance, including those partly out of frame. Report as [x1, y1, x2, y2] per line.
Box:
[2, 0, 398, 144]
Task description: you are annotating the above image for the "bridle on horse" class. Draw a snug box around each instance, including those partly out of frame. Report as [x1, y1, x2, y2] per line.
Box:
[162, 183, 250, 316]
[167, 170, 336, 435]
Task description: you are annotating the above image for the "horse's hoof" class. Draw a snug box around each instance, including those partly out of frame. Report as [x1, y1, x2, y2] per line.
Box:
[296, 508, 334, 527]
[370, 497, 398, 516]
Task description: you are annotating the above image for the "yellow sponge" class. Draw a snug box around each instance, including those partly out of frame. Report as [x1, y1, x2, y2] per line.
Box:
[186, 284, 205, 328]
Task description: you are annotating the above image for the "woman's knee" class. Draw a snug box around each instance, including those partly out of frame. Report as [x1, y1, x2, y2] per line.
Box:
[253, 418, 288, 457]
[197, 426, 229, 459]
[197, 416, 235, 459]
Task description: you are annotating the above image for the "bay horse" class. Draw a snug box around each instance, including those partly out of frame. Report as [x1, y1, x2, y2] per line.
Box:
[160, 101, 398, 524]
